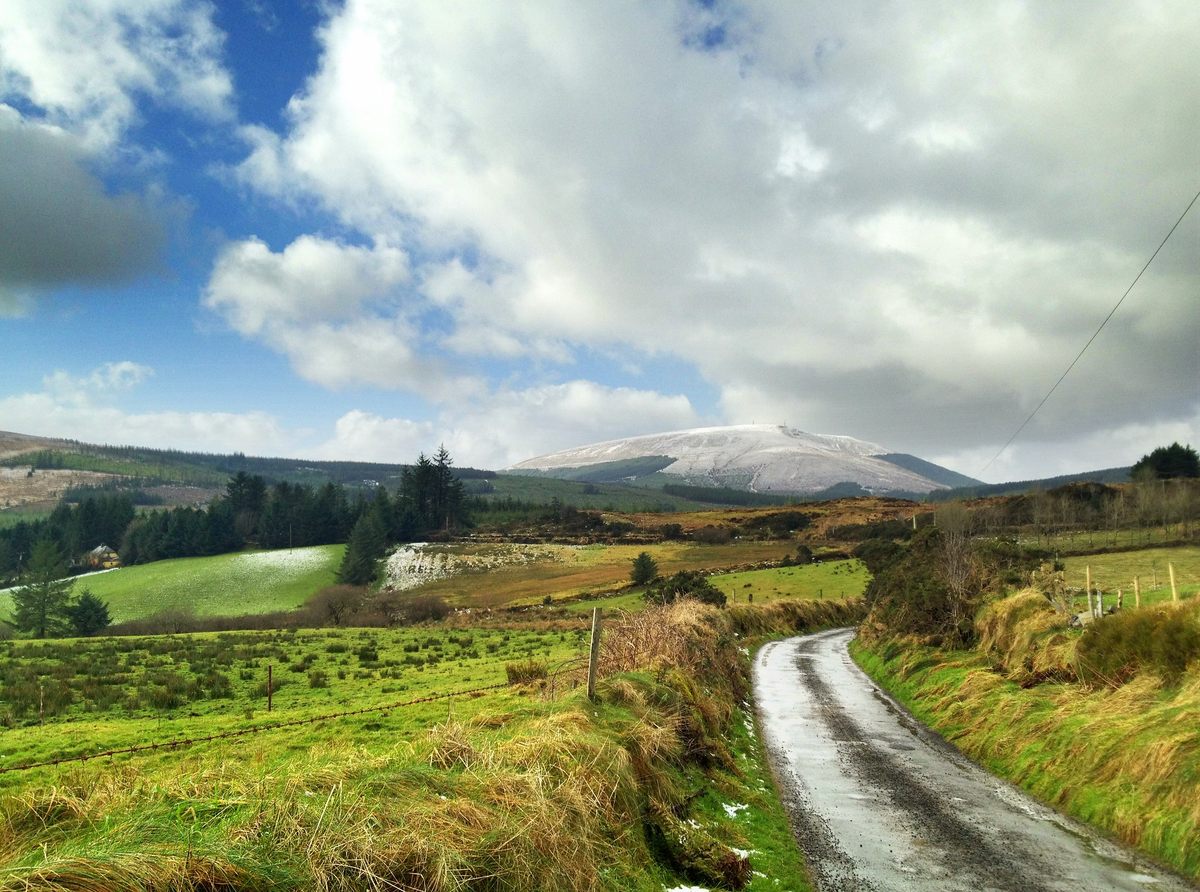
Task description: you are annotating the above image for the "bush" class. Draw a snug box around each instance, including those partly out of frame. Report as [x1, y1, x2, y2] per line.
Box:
[645, 571, 727, 608]
[504, 659, 548, 684]
[400, 594, 452, 624]
[1077, 604, 1200, 688]
[861, 527, 985, 646]
[692, 525, 732, 545]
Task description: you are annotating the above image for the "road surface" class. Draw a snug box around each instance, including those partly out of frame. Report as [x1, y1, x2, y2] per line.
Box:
[754, 628, 1196, 892]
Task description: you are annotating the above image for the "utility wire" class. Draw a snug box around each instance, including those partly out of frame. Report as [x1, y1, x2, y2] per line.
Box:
[979, 186, 1200, 477]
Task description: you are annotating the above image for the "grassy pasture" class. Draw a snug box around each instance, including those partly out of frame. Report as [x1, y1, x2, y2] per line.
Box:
[0, 622, 588, 781]
[0, 544, 343, 623]
[710, 559, 871, 605]
[1061, 546, 1200, 608]
[408, 540, 797, 607]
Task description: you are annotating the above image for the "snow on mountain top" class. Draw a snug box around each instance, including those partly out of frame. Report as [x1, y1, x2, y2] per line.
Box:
[507, 424, 948, 495]
[509, 425, 885, 469]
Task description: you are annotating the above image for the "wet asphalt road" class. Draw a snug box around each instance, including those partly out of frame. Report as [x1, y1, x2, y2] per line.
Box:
[753, 628, 1197, 892]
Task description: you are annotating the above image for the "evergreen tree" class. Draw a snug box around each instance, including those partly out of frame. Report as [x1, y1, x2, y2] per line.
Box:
[11, 539, 74, 638]
[630, 551, 659, 585]
[66, 589, 112, 637]
[1132, 442, 1200, 479]
[337, 511, 387, 586]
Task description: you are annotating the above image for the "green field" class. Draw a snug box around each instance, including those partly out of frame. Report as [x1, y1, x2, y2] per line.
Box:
[1061, 545, 1200, 608]
[710, 559, 871, 605]
[0, 623, 586, 771]
[0, 544, 344, 623]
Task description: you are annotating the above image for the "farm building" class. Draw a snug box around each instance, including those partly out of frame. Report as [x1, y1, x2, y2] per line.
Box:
[85, 545, 121, 569]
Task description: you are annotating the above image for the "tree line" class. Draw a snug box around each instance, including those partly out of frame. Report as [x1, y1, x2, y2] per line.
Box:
[1, 447, 470, 602]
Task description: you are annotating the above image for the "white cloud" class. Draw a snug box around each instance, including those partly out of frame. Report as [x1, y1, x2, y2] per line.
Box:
[205, 235, 409, 335]
[318, 381, 701, 468]
[0, 0, 232, 152]
[203, 235, 486, 397]
[0, 364, 290, 455]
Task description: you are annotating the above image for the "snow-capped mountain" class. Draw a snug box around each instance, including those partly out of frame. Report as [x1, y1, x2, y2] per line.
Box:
[506, 424, 977, 496]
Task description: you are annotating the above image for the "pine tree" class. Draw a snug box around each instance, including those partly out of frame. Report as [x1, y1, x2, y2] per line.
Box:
[630, 551, 659, 585]
[66, 589, 112, 637]
[11, 539, 74, 638]
[337, 511, 387, 586]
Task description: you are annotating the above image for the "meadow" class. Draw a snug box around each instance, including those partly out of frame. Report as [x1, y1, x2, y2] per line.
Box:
[1061, 545, 1200, 606]
[404, 539, 798, 608]
[0, 622, 587, 777]
[710, 559, 871, 605]
[0, 544, 343, 623]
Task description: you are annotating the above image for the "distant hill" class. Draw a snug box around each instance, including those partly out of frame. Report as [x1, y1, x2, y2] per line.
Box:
[926, 466, 1133, 501]
[0, 431, 495, 508]
[507, 424, 980, 497]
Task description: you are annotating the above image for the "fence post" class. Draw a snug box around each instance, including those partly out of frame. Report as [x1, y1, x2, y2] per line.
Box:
[1134, 576, 1140, 608]
[587, 608, 602, 702]
[1170, 563, 1178, 602]
[1117, 588, 1123, 611]
[1086, 566, 1091, 612]
[267, 664, 273, 712]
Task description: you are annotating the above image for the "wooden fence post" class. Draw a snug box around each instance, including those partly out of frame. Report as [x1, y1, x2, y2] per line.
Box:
[1170, 563, 1178, 602]
[1134, 576, 1140, 608]
[1117, 588, 1123, 611]
[587, 609, 602, 702]
[267, 664, 273, 712]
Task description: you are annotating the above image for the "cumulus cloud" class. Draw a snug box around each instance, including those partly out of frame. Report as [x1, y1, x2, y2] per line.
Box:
[205, 235, 409, 334]
[0, 364, 291, 455]
[317, 381, 701, 468]
[203, 235, 482, 397]
[221, 0, 1197, 476]
[0, 0, 232, 152]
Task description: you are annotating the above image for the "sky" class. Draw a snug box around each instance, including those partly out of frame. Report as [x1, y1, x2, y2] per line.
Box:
[0, 0, 1196, 482]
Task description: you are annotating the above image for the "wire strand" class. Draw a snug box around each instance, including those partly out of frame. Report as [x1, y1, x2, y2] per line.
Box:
[979, 186, 1200, 477]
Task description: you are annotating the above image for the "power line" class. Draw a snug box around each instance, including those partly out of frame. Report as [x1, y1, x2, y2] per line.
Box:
[979, 186, 1200, 477]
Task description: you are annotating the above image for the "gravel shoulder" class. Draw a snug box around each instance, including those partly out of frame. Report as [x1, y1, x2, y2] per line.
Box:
[754, 628, 1196, 892]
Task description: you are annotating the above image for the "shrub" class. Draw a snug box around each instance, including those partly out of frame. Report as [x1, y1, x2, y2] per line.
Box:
[308, 669, 330, 688]
[645, 570, 727, 608]
[692, 525, 732, 545]
[400, 594, 451, 624]
[1077, 604, 1200, 688]
[504, 659, 548, 685]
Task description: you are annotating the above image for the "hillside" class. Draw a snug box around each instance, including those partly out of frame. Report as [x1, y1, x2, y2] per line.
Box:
[508, 424, 978, 496]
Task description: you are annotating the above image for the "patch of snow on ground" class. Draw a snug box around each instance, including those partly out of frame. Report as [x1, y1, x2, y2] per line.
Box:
[383, 543, 572, 591]
[664, 887, 711, 892]
[233, 548, 331, 573]
[722, 802, 749, 819]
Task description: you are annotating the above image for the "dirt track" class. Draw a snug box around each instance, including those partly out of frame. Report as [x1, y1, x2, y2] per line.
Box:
[754, 628, 1196, 892]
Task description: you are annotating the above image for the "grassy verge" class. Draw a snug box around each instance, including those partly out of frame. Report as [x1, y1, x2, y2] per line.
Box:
[0, 598, 863, 890]
[851, 611, 1200, 881]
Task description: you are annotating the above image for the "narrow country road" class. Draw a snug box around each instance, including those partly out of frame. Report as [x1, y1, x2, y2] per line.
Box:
[754, 628, 1197, 892]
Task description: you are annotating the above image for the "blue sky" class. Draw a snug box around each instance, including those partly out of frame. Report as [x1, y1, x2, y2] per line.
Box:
[1, 1, 1196, 480]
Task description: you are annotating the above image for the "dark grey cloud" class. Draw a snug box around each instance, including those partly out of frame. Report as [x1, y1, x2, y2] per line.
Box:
[0, 120, 164, 305]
